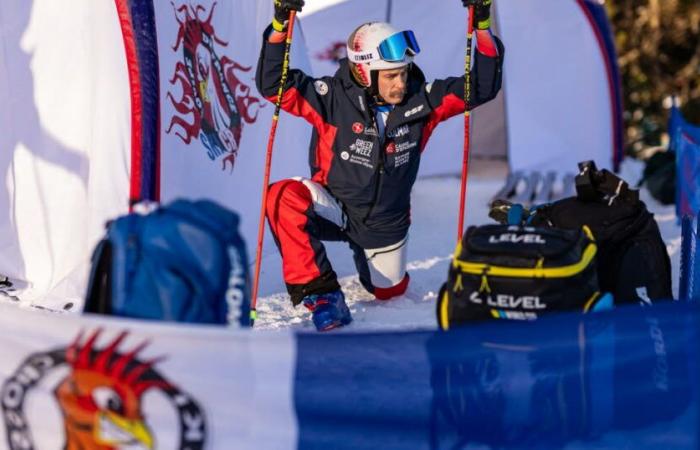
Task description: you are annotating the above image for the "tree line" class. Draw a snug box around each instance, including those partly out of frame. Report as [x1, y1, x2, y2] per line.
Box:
[606, 0, 699, 154]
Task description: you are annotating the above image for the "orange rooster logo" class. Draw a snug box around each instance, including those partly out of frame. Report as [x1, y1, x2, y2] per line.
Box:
[1, 329, 206, 450]
[55, 330, 167, 449]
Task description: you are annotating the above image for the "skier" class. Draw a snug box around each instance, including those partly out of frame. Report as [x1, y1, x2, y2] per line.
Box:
[256, 0, 504, 331]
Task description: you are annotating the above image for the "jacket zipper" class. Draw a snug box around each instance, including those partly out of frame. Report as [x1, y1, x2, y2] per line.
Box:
[363, 109, 390, 224]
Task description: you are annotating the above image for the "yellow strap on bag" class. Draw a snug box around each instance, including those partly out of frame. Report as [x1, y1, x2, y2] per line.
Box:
[439, 288, 450, 331]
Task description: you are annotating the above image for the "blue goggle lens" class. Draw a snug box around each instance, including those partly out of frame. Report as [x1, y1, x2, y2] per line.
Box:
[377, 30, 421, 62]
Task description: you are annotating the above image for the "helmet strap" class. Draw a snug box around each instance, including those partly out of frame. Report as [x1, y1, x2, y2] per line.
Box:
[368, 71, 380, 99]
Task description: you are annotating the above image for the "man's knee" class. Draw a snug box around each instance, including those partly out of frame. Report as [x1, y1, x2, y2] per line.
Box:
[266, 179, 312, 223]
[374, 273, 410, 300]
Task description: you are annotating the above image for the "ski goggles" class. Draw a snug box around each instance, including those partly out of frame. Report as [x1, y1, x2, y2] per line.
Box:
[348, 30, 421, 64]
[377, 30, 421, 62]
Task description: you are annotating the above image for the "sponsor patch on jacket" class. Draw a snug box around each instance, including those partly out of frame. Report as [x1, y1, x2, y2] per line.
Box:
[394, 141, 417, 153]
[345, 139, 374, 169]
[314, 80, 329, 96]
[394, 152, 411, 167]
[350, 138, 373, 157]
[352, 122, 364, 134]
[404, 104, 424, 118]
[387, 125, 409, 138]
[364, 126, 379, 136]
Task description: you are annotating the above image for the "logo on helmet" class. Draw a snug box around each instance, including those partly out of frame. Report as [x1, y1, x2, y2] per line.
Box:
[166, 2, 262, 173]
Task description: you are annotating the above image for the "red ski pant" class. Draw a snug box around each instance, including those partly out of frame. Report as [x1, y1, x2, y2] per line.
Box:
[266, 178, 409, 304]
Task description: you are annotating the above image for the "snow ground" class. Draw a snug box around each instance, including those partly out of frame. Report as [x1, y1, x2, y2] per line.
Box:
[0, 158, 679, 329]
[254, 158, 681, 331]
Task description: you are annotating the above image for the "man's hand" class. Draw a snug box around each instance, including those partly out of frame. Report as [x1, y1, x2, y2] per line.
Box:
[273, 0, 304, 32]
[461, 0, 492, 30]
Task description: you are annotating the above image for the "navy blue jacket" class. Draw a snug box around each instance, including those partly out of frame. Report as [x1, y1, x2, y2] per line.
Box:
[256, 26, 504, 248]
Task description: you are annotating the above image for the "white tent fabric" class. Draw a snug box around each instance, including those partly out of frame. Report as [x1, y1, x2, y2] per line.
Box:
[497, 0, 613, 172]
[0, 0, 130, 308]
[299, 0, 615, 175]
[0, 0, 315, 308]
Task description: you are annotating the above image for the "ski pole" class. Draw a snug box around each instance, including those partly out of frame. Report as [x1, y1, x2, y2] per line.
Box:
[457, 5, 475, 243]
[251, 11, 297, 325]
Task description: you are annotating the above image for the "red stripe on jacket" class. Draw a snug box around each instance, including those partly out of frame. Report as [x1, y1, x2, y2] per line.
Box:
[420, 93, 465, 152]
[266, 87, 337, 185]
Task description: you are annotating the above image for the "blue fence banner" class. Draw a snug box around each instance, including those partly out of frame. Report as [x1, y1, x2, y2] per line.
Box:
[293, 301, 699, 449]
[670, 105, 700, 147]
[680, 215, 700, 302]
[672, 105, 700, 218]
[676, 132, 700, 218]
[0, 301, 698, 448]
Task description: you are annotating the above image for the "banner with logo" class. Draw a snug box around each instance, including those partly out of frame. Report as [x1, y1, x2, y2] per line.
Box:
[0, 1, 131, 308]
[0, 301, 697, 449]
[155, 0, 314, 264]
[0, 303, 298, 450]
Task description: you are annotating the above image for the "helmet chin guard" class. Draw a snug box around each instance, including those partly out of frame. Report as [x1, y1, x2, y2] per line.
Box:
[346, 22, 420, 89]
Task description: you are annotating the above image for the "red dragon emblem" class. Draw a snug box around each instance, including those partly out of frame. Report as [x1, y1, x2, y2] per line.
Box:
[166, 2, 262, 172]
[315, 41, 347, 65]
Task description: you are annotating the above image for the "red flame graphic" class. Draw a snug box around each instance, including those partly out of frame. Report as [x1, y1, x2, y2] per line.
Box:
[166, 2, 263, 172]
[315, 41, 347, 65]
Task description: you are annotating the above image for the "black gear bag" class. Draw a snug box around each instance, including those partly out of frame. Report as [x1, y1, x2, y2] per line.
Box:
[531, 161, 672, 305]
[437, 224, 602, 328]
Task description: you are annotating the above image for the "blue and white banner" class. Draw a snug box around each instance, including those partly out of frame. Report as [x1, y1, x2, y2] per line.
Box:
[680, 216, 700, 302]
[0, 304, 298, 450]
[0, 301, 697, 449]
[672, 105, 700, 218]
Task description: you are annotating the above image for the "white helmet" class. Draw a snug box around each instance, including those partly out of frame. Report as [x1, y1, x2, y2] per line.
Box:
[346, 22, 421, 89]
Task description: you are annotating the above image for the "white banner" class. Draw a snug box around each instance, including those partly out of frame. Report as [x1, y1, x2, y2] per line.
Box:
[0, 0, 131, 308]
[0, 303, 297, 450]
[157, 0, 314, 267]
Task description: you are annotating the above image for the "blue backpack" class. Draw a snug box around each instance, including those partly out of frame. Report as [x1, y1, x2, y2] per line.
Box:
[84, 199, 251, 327]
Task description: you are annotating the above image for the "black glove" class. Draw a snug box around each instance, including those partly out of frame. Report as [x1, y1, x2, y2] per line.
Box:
[461, 0, 492, 30]
[273, 0, 304, 31]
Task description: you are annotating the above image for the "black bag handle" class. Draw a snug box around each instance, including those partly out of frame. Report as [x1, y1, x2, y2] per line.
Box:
[84, 239, 113, 315]
[575, 160, 639, 205]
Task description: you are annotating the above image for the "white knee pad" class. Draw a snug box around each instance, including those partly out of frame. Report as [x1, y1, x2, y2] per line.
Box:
[364, 236, 408, 289]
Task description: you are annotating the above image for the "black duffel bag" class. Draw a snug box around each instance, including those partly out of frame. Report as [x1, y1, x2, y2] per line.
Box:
[531, 161, 672, 305]
[437, 224, 603, 329]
